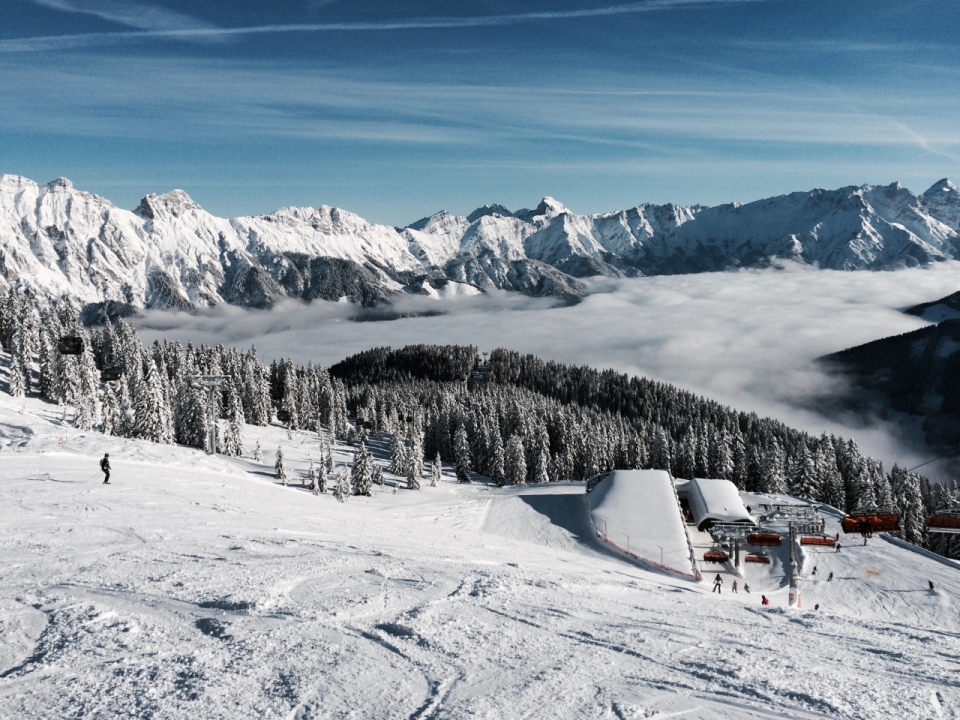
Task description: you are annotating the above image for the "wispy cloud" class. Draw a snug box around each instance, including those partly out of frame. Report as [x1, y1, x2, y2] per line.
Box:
[26, 0, 217, 33]
[4, 0, 770, 52]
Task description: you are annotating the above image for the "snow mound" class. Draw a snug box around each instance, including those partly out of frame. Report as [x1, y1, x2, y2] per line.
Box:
[588, 470, 696, 577]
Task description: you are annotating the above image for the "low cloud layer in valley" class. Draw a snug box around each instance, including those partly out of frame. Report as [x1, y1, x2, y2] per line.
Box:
[136, 261, 960, 478]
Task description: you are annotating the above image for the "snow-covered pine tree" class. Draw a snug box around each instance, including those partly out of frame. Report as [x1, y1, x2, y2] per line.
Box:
[175, 380, 208, 449]
[505, 435, 527, 486]
[869, 459, 892, 507]
[489, 428, 505, 486]
[390, 433, 408, 476]
[372, 463, 384, 486]
[678, 435, 697, 479]
[789, 444, 818, 501]
[406, 431, 423, 490]
[100, 383, 119, 436]
[760, 438, 787, 494]
[324, 437, 335, 475]
[532, 424, 550, 483]
[275, 445, 288, 485]
[453, 423, 471, 483]
[352, 441, 373, 496]
[890, 465, 926, 546]
[333, 468, 350, 502]
[308, 460, 319, 495]
[223, 385, 244, 457]
[430, 452, 442, 486]
[650, 427, 672, 472]
[708, 428, 733, 480]
[816, 436, 846, 510]
[135, 361, 168, 443]
[254, 439, 263, 462]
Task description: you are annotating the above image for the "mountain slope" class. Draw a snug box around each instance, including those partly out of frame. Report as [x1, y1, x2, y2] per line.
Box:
[1, 388, 958, 718]
[2, 174, 959, 313]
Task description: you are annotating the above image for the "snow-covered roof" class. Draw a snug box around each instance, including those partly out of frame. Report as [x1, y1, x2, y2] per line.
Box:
[684, 478, 756, 531]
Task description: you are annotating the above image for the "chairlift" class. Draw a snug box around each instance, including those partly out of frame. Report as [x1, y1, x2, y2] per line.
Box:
[800, 535, 836, 547]
[703, 550, 729, 564]
[747, 532, 782, 547]
[57, 336, 83, 355]
[745, 554, 771, 564]
[926, 508, 960, 534]
[841, 508, 899, 535]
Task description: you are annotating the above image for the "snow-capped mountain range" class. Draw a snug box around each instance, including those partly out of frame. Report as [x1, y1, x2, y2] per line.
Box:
[2, 174, 959, 313]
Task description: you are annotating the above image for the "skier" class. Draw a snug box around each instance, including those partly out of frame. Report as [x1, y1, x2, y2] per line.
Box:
[732, 580, 738, 594]
[835, 542, 841, 553]
[743, 583, 751, 593]
[712, 574, 723, 594]
[100, 453, 111, 484]
[761, 595, 770, 606]
[835, 532, 840, 541]
[814, 603, 820, 611]
[929, 580, 935, 591]
[827, 571, 834, 582]
[812, 566, 817, 576]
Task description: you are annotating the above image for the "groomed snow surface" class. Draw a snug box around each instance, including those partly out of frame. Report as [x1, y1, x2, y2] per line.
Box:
[1, 394, 959, 719]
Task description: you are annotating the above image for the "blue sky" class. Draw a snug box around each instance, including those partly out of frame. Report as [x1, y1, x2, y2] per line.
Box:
[2, 0, 959, 225]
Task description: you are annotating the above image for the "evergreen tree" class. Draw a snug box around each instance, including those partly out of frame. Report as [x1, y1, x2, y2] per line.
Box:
[789, 445, 818, 501]
[372, 463, 384, 486]
[532, 425, 550, 483]
[390, 433, 408, 476]
[333, 468, 350, 502]
[352, 441, 373, 496]
[308, 460, 319, 495]
[406, 432, 423, 490]
[891, 465, 926, 546]
[505, 435, 527, 485]
[453, 424, 471, 483]
[275, 445, 288, 485]
[708, 428, 733, 480]
[223, 385, 245, 457]
[430, 452, 442, 486]
[489, 429, 506, 486]
[175, 381, 208, 449]
[101, 384, 119, 436]
[254, 440, 263, 462]
[136, 361, 168, 443]
[760, 438, 787, 494]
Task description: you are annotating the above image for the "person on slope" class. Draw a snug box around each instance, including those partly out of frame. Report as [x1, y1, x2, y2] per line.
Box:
[761, 595, 770, 606]
[731, 580, 738, 594]
[100, 453, 111, 484]
[929, 580, 936, 591]
[743, 583, 751, 593]
[835, 542, 841, 553]
[827, 572, 834, 582]
[713, 574, 723, 594]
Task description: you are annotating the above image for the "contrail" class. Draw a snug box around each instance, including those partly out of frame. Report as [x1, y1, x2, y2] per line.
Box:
[0, 0, 773, 52]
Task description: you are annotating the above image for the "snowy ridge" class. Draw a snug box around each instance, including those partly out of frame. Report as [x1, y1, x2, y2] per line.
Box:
[2, 174, 960, 312]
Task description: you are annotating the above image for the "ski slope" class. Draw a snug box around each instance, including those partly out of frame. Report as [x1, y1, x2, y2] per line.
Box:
[1, 394, 959, 719]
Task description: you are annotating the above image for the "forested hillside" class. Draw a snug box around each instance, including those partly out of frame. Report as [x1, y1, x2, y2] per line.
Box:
[1, 287, 957, 561]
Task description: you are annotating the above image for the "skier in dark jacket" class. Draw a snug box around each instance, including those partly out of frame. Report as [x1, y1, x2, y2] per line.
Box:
[713, 574, 723, 594]
[100, 453, 111, 484]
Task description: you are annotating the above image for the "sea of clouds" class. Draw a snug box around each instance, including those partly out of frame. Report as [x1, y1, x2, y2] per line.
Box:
[136, 261, 960, 478]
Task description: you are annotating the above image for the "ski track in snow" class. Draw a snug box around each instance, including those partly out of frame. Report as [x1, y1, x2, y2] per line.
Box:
[0, 395, 958, 718]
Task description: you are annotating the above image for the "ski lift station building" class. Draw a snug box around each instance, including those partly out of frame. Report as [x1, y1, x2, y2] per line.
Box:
[675, 478, 757, 531]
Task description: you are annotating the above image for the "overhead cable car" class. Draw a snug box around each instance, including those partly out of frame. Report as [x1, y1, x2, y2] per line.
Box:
[57, 336, 83, 355]
[800, 535, 836, 547]
[99, 353, 121, 382]
[747, 532, 782, 547]
[926, 508, 960, 534]
[745, 554, 770, 564]
[841, 508, 900, 535]
[703, 550, 729, 564]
